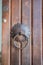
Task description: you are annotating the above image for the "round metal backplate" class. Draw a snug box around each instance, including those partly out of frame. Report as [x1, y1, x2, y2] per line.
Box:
[11, 23, 30, 49]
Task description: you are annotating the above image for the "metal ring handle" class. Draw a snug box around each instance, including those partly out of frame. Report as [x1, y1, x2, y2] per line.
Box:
[12, 33, 28, 49]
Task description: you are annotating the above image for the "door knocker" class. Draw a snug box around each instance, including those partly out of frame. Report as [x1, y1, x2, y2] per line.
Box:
[11, 23, 30, 49]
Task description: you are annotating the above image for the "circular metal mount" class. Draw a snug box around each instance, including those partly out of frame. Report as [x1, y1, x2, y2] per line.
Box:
[11, 23, 30, 49]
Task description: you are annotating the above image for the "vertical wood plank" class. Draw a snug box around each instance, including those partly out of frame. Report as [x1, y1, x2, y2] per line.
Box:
[33, 0, 42, 65]
[0, 0, 2, 65]
[2, 0, 10, 65]
[10, 0, 21, 65]
[12, 0, 20, 25]
[22, 0, 31, 65]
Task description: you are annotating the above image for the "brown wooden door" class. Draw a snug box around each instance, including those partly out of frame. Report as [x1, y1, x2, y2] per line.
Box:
[2, 0, 42, 65]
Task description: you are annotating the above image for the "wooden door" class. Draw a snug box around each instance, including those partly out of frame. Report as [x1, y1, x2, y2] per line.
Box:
[2, 0, 42, 65]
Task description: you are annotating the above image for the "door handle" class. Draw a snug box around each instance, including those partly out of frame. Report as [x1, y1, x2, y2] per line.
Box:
[10, 23, 30, 49]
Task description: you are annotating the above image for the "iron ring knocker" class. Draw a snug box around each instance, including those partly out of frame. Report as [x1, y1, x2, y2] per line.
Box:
[12, 33, 28, 49]
[11, 23, 30, 50]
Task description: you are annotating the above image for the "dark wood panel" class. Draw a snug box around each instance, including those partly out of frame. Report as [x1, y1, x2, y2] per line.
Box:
[10, 0, 21, 65]
[2, 0, 10, 65]
[22, 0, 31, 65]
[33, 0, 42, 65]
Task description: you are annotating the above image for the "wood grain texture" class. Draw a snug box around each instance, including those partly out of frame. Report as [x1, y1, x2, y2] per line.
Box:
[10, 0, 21, 65]
[2, 0, 10, 65]
[22, 0, 31, 65]
[2, 0, 42, 65]
[33, 0, 42, 65]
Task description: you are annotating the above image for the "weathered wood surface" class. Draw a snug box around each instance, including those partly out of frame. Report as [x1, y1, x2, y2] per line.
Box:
[10, 0, 21, 65]
[2, 0, 42, 65]
[22, 0, 31, 65]
[33, 0, 42, 65]
[2, 0, 10, 65]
